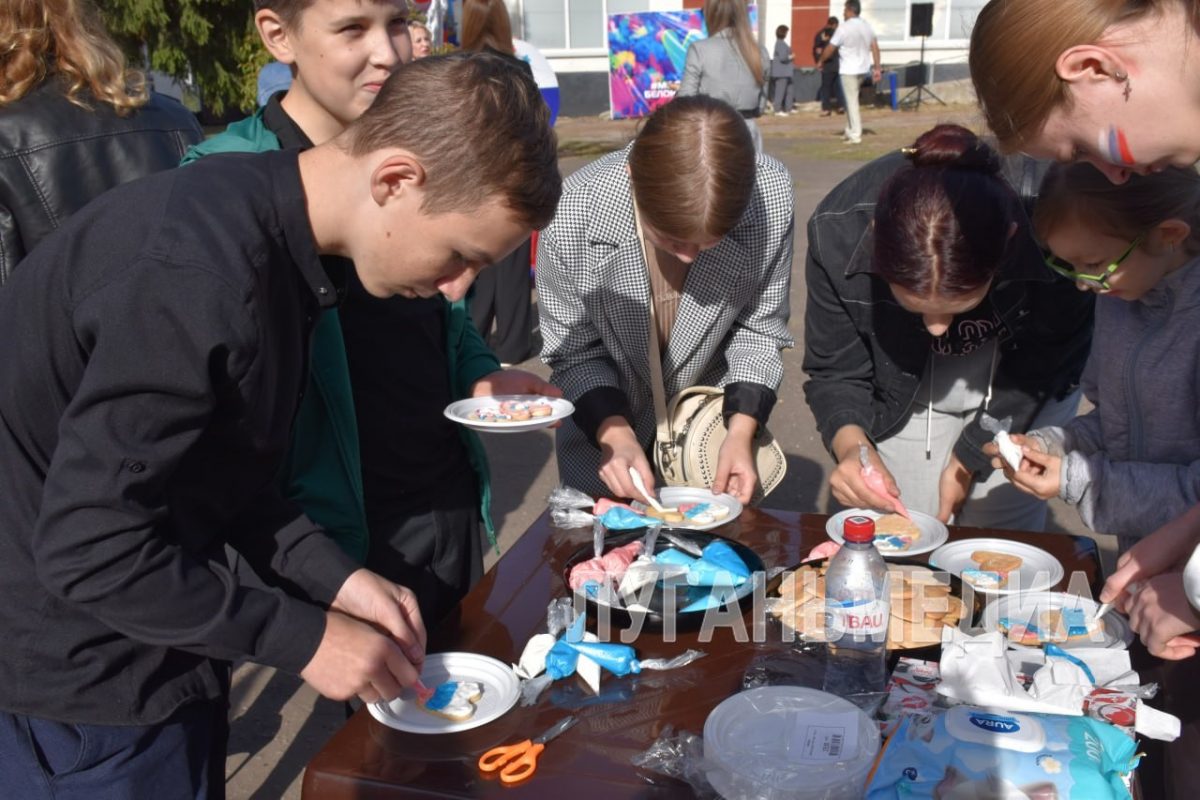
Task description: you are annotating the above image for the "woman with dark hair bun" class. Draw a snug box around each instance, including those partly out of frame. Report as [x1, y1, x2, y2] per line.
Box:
[803, 124, 1094, 528]
[538, 95, 794, 504]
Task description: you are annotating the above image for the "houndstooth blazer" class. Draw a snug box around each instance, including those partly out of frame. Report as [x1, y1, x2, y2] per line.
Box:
[536, 144, 795, 497]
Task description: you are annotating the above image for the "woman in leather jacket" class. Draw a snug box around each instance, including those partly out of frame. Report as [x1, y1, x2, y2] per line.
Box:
[803, 124, 1094, 530]
[0, 0, 202, 283]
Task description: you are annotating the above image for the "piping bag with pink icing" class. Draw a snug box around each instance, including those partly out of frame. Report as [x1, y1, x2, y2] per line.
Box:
[858, 443, 911, 520]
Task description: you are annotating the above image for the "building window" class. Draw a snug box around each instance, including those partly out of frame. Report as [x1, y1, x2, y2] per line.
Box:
[520, 0, 649, 50]
[860, 0, 983, 41]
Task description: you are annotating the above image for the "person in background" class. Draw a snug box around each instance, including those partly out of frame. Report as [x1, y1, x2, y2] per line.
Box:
[812, 16, 842, 116]
[185, 0, 557, 626]
[538, 96, 794, 504]
[804, 125, 1093, 528]
[461, 0, 539, 366]
[409, 19, 433, 58]
[0, 0, 202, 284]
[769, 25, 793, 116]
[256, 60, 293, 106]
[816, 0, 880, 144]
[677, 0, 769, 152]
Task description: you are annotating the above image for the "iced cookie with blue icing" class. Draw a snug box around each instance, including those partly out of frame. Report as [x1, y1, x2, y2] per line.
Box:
[420, 680, 484, 721]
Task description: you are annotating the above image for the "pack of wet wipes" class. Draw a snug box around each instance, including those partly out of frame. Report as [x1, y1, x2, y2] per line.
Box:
[867, 705, 1139, 798]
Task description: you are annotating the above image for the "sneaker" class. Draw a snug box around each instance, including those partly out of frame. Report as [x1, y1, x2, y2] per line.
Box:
[844, 137, 863, 145]
[775, 111, 788, 117]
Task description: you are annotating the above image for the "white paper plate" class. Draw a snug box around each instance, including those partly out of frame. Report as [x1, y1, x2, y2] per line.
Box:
[652, 487, 744, 531]
[982, 592, 1134, 650]
[367, 652, 519, 734]
[443, 395, 574, 433]
[825, 508, 949, 557]
[928, 538, 1064, 595]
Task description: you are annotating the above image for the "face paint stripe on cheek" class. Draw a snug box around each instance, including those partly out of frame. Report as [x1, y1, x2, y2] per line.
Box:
[1098, 125, 1137, 166]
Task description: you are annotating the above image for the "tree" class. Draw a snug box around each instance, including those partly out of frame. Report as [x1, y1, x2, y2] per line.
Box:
[100, 0, 268, 115]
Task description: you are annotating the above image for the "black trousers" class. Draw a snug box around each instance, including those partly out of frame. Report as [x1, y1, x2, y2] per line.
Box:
[0, 700, 227, 800]
[365, 477, 485, 627]
[470, 238, 533, 364]
[819, 67, 843, 111]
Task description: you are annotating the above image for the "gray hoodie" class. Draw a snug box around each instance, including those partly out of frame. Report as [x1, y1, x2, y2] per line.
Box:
[1034, 256, 1200, 553]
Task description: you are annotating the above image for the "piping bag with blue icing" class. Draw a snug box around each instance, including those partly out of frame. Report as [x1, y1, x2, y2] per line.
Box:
[654, 541, 750, 587]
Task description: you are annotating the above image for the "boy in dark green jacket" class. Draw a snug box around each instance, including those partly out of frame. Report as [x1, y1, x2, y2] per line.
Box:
[185, 0, 558, 623]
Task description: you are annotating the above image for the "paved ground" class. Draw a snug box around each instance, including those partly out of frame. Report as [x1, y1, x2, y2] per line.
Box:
[224, 91, 1111, 798]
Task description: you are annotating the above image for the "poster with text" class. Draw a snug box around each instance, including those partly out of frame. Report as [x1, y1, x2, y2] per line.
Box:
[607, 7, 757, 120]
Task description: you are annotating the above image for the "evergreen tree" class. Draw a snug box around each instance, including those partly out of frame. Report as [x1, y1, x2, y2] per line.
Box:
[100, 0, 268, 115]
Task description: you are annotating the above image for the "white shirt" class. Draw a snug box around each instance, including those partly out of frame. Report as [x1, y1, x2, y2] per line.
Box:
[831, 16, 876, 76]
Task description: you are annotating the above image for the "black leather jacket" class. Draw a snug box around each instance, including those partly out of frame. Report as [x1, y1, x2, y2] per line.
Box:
[802, 150, 1095, 476]
[0, 81, 203, 283]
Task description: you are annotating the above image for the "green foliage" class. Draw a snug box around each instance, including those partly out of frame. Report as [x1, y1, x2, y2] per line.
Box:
[100, 0, 267, 115]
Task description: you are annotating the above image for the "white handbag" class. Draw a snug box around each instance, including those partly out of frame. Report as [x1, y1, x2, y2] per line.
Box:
[634, 205, 786, 501]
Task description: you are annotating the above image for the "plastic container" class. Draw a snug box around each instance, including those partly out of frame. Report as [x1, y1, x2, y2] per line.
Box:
[703, 686, 880, 800]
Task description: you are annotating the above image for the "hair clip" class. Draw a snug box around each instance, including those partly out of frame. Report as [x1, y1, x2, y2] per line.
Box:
[900, 146, 918, 155]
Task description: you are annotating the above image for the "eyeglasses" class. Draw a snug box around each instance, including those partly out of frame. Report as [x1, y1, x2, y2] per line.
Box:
[1042, 235, 1143, 291]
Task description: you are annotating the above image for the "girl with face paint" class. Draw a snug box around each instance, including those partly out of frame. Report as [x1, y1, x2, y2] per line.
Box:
[969, 0, 1200, 182]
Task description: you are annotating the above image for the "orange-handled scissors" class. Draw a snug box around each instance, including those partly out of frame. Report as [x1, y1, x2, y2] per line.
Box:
[477, 715, 577, 785]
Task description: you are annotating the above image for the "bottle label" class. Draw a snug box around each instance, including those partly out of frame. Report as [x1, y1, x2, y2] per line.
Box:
[826, 598, 889, 638]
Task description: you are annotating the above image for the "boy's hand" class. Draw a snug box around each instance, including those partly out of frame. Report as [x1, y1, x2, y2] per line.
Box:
[331, 569, 426, 668]
[1126, 573, 1200, 660]
[469, 369, 561, 399]
[936, 454, 973, 523]
[301, 611, 420, 703]
[1102, 505, 1200, 608]
[998, 447, 1061, 500]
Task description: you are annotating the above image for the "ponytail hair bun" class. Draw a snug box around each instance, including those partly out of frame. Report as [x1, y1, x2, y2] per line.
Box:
[904, 124, 1001, 176]
[876, 124, 1018, 296]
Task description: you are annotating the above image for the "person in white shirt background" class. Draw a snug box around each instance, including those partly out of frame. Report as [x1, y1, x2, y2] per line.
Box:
[815, 0, 880, 145]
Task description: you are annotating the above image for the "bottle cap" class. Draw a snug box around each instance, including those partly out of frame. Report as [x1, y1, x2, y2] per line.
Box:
[842, 515, 876, 543]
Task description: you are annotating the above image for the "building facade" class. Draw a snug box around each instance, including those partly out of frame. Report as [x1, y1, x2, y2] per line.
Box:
[508, 0, 983, 116]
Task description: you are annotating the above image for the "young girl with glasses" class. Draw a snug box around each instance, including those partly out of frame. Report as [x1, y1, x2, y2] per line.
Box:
[992, 162, 1200, 556]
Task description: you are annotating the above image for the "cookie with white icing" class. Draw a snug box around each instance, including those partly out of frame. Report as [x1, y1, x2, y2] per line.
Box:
[420, 680, 484, 721]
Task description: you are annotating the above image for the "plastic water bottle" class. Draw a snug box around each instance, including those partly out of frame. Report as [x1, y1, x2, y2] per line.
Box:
[823, 515, 889, 696]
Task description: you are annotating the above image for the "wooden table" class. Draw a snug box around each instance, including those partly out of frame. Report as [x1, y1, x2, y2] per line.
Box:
[302, 509, 1106, 799]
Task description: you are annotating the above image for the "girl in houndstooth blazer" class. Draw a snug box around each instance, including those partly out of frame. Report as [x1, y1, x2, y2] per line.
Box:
[536, 96, 795, 504]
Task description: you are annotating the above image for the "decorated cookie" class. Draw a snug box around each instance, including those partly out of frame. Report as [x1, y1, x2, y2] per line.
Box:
[420, 680, 484, 721]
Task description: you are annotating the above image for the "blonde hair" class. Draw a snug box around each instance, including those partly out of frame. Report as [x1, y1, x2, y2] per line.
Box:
[461, 0, 514, 56]
[970, 0, 1200, 151]
[0, 0, 147, 112]
[628, 96, 756, 242]
[703, 0, 764, 86]
[1034, 163, 1200, 256]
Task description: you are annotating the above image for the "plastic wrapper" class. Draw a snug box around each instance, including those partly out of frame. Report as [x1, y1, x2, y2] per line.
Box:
[981, 412, 1023, 472]
[551, 507, 595, 529]
[592, 518, 604, 560]
[637, 648, 707, 672]
[867, 705, 1140, 799]
[546, 597, 575, 639]
[631, 725, 718, 797]
[548, 485, 595, 509]
[519, 673, 553, 706]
